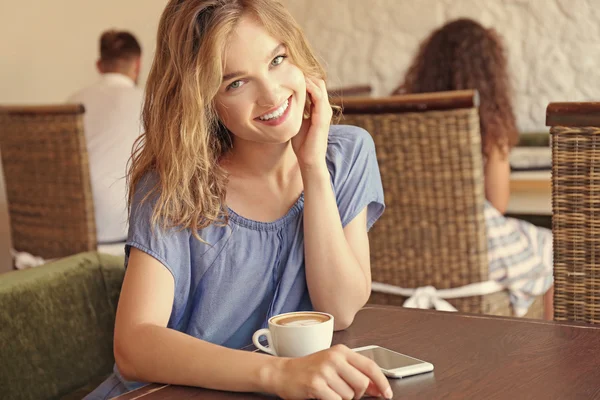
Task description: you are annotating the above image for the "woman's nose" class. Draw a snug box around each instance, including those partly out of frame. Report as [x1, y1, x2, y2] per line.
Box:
[256, 81, 282, 109]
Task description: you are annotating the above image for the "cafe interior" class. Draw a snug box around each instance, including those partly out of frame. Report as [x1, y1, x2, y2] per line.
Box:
[1, 0, 599, 399]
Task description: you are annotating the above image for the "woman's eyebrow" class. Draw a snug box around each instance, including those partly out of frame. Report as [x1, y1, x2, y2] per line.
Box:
[222, 70, 244, 82]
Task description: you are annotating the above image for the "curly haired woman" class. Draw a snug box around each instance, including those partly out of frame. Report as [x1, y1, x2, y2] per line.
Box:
[397, 19, 553, 320]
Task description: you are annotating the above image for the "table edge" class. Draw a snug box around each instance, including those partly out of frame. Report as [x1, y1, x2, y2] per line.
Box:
[359, 306, 600, 330]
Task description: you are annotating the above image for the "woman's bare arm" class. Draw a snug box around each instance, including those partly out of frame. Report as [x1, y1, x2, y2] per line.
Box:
[113, 248, 277, 392]
[484, 145, 511, 213]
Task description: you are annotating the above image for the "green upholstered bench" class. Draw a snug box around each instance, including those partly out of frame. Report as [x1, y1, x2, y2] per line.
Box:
[0, 252, 125, 400]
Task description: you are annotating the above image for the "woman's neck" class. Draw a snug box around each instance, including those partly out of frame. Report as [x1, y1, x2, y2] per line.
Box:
[222, 138, 304, 223]
[223, 138, 298, 184]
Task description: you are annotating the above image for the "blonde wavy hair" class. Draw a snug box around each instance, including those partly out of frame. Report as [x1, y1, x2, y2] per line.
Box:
[129, 0, 326, 236]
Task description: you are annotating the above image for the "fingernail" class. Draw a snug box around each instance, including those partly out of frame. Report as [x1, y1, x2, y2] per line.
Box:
[385, 387, 393, 399]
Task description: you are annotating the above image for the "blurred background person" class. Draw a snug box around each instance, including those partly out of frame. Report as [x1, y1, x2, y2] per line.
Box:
[68, 29, 143, 244]
[400, 18, 553, 319]
[401, 18, 517, 212]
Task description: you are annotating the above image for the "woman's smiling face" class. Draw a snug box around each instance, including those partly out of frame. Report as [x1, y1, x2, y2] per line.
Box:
[214, 15, 307, 145]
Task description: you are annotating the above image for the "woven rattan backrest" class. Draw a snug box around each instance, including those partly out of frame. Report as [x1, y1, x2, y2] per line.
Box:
[548, 102, 600, 324]
[331, 90, 489, 311]
[0, 105, 96, 259]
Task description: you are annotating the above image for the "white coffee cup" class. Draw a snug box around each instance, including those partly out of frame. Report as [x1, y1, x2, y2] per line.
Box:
[252, 311, 334, 357]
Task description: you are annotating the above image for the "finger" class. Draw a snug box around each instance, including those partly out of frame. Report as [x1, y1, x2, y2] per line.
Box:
[316, 78, 328, 94]
[326, 372, 356, 400]
[348, 353, 393, 399]
[305, 77, 324, 101]
[316, 384, 343, 400]
[306, 79, 333, 124]
[365, 381, 385, 398]
[337, 363, 371, 399]
[314, 78, 332, 110]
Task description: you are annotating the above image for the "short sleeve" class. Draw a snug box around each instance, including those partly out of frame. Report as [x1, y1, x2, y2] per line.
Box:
[125, 173, 191, 289]
[326, 125, 385, 230]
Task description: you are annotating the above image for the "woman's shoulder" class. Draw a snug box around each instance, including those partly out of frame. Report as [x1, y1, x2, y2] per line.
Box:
[326, 124, 378, 184]
[327, 124, 375, 157]
[129, 171, 161, 213]
[326, 124, 385, 229]
[328, 124, 373, 143]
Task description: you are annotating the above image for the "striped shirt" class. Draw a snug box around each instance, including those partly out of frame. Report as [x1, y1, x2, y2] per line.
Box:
[485, 202, 553, 316]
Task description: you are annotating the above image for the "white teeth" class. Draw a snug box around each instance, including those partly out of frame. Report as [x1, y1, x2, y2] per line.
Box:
[259, 99, 289, 121]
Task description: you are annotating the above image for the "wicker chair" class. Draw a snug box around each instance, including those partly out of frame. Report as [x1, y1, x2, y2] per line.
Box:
[331, 90, 544, 317]
[328, 84, 372, 98]
[547, 102, 600, 324]
[0, 158, 13, 272]
[0, 105, 97, 260]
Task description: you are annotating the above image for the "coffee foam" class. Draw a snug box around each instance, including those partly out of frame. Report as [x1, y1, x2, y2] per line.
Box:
[282, 319, 323, 327]
[272, 312, 330, 327]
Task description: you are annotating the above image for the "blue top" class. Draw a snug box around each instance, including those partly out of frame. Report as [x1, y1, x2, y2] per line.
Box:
[89, 125, 385, 397]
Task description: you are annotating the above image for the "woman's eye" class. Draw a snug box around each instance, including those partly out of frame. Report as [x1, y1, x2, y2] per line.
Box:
[227, 80, 244, 90]
[271, 55, 287, 67]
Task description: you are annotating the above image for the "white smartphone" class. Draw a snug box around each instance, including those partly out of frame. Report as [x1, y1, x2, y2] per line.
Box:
[353, 345, 434, 379]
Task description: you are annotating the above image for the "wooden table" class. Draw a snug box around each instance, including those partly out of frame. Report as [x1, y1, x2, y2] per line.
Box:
[115, 306, 600, 399]
[508, 170, 551, 216]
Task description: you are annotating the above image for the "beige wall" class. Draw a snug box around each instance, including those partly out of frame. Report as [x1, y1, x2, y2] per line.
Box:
[282, 0, 600, 132]
[0, 0, 169, 104]
[2, 0, 597, 131]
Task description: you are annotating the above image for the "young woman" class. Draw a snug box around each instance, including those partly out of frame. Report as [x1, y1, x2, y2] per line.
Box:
[86, 1, 391, 399]
[399, 19, 553, 319]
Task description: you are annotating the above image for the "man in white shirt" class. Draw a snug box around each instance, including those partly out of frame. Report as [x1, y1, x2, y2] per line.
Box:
[68, 30, 143, 244]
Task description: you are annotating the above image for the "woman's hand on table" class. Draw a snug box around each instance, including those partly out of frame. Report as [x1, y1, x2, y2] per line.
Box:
[266, 344, 393, 400]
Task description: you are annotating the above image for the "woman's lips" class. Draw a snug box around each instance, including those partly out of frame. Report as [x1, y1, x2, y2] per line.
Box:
[255, 96, 292, 127]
